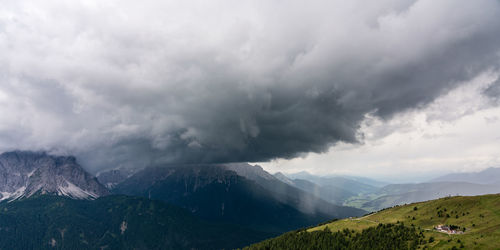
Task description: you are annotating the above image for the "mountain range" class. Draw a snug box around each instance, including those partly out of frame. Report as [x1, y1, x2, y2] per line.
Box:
[1, 150, 499, 249]
[360, 181, 500, 211]
[280, 168, 500, 212]
[0, 150, 367, 249]
[274, 171, 378, 205]
[287, 171, 387, 190]
[111, 163, 365, 233]
[430, 167, 500, 185]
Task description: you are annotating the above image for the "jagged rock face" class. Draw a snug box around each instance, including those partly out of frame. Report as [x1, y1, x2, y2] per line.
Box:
[0, 151, 109, 201]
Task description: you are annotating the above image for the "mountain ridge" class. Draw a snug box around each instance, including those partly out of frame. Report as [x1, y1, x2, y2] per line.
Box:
[0, 151, 109, 201]
[112, 164, 366, 233]
[430, 167, 500, 185]
[359, 181, 500, 211]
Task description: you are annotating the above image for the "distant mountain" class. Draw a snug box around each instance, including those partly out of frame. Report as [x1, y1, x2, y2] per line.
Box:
[281, 171, 380, 206]
[286, 171, 320, 181]
[224, 164, 365, 215]
[273, 172, 295, 185]
[0, 195, 271, 250]
[273, 172, 356, 205]
[338, 175, 389, 188]
[113, 164, 366, 233]
[291, 178, 357, 205]
[286, 171, 379, 194]
[0, 151, 109, 201]
[430, 167, 500, 185]
[361, 182, 500, 211]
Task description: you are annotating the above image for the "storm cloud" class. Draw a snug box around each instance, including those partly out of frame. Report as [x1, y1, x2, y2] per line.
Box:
[1, 0, 500, 172]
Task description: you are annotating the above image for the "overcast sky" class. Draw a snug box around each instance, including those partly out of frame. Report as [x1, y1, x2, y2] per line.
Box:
[260, 71, 500, 182]
[1, 0, 500, 179]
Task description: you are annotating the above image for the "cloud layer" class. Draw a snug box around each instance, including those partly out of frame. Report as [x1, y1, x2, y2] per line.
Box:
[1, 0, 500, 172]
[262, 72, 500, 182]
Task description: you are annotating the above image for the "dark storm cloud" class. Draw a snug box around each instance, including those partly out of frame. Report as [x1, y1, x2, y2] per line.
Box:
[484, 78, 500, 102]
[1, 0, 500, 172]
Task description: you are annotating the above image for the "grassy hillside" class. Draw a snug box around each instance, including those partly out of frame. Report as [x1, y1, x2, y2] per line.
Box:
[246, 193, 500, 249]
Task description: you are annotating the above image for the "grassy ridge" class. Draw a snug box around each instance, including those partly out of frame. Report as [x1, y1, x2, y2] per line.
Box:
[246, 193, 500, 249]
[309, 194, 500, 249]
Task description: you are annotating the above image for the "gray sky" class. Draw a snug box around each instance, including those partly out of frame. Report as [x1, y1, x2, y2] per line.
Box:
[1, 0, 500, 179]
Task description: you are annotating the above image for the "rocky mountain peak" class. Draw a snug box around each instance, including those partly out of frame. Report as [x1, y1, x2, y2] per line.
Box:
[0, 151, 109, 201]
